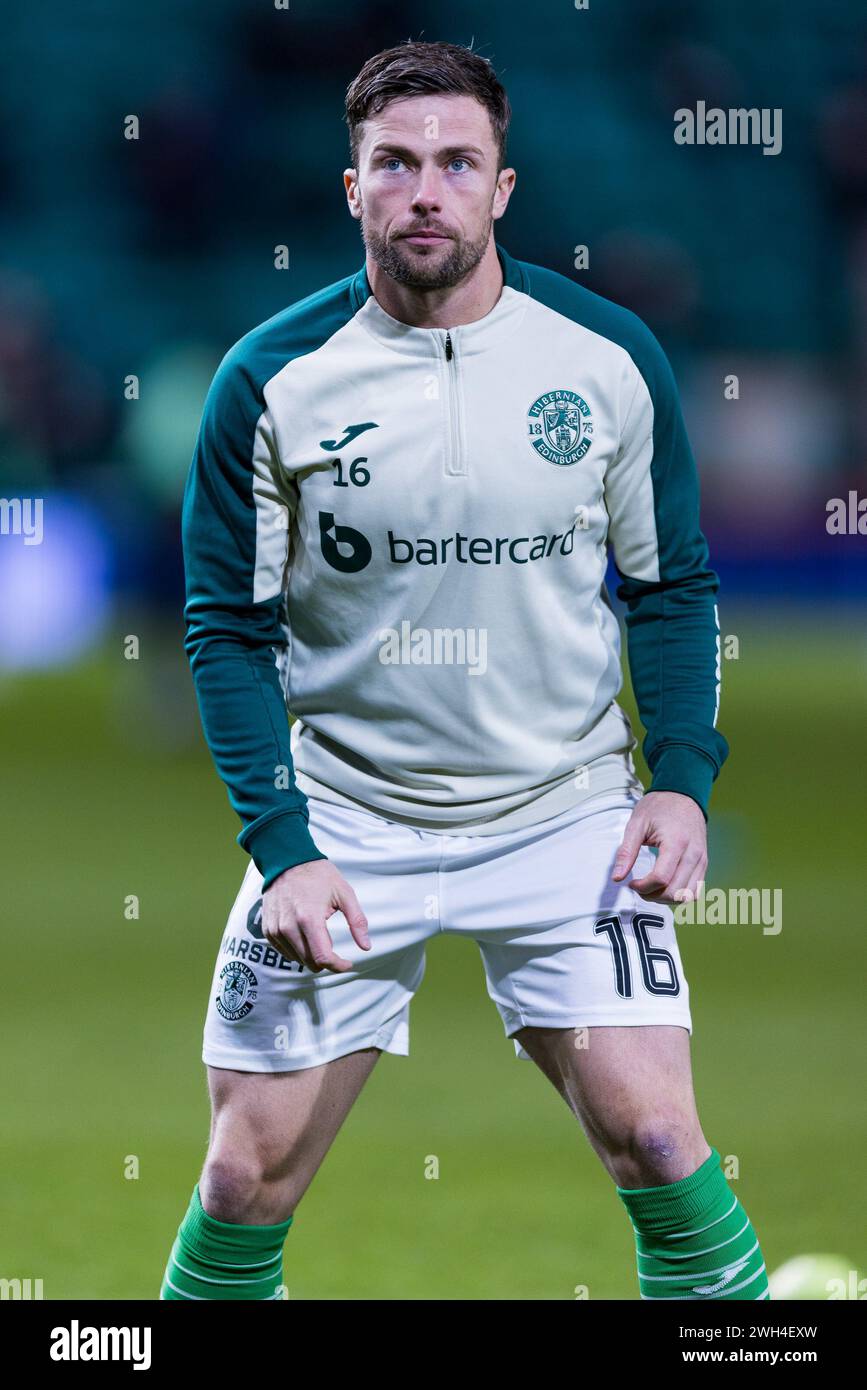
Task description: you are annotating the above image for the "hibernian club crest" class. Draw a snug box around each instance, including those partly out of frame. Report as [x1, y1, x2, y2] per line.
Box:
[527, 389, 593, 466]
[216, 961, 258, 1021]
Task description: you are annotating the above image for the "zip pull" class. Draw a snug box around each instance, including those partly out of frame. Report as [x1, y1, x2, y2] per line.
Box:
[445, 331, 453, 362]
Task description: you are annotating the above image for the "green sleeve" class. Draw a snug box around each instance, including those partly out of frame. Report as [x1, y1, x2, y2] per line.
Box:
[608, 332, 729, 815]
[181, 346, 327, 888]
[511, 254, 728, 816]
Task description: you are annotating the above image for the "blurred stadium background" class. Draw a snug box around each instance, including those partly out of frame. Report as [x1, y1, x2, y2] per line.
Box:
[1, 1, 865, 1298]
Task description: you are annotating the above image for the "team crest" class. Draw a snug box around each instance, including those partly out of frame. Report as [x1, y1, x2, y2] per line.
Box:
[216, 961, 258, 1021]
[527, 389, 593, 466]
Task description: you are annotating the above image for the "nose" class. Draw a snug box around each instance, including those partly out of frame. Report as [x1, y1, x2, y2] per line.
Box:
[410, 167, 443, 215]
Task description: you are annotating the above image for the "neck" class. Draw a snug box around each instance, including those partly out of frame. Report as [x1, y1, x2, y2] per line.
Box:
[365, 238, 504, 329]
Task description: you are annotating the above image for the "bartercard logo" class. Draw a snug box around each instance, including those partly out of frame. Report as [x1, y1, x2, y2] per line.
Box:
[319, 510, 372, 573]
[318, 510, 587, 573]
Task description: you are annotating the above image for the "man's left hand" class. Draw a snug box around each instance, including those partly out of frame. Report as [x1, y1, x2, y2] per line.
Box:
[611, 791, 707, 905]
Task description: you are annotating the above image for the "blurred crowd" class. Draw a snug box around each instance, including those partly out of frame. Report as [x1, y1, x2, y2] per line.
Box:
[1, 0, 865, 668]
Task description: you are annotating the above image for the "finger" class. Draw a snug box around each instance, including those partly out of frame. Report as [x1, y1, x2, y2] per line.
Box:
[298, 918, 354, 974]
[336, 884, 370, 950]
[668, 852, 706, 904]
[273, 938, 304, 965]
[629, 842, 687, 897]
[611, 812, 647, 882]
[261, 902, 304, 963]
[263, 920, 306, 966]
[262, 901, 326, 973]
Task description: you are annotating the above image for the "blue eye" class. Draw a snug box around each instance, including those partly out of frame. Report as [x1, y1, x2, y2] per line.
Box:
[383, 157, 404, 172]
[449, 158, 469, 172]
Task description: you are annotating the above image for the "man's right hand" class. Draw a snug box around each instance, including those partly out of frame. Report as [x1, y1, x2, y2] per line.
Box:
[261, 860, 370, 973]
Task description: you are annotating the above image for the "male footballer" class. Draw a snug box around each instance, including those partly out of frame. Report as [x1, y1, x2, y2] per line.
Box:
[162, 40, 768, 1301]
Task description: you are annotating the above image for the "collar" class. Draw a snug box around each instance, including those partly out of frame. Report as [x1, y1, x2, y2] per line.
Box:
[348, 241, 529, 359]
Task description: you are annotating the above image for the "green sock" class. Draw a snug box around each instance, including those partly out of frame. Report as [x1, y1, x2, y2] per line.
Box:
[617, 1147, 769, 1300]
[160, 1185, 293, 1301]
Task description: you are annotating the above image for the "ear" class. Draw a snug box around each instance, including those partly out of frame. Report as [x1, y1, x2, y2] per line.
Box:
[492, 167, 517, 221]
[343, 168, 363, 220]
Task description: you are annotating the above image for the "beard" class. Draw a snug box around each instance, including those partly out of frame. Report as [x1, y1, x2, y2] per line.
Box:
[361, 211, 493, 291]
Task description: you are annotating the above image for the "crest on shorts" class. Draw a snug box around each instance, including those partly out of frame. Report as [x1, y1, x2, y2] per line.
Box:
[527, 389, 593, 466]
[216, 961, 258, 1021]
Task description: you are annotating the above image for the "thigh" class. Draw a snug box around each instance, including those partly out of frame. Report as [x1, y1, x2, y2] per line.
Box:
[457, 798, 692, 1046]
[514, 1022, 699, 1134]
[514, 1023, 708, 1185]
[204, 1047, 382, 1220]
[202, 796, 439, 1074]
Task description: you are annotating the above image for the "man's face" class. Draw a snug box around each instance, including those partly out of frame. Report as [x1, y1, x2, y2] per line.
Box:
[345, 93, 515, 291]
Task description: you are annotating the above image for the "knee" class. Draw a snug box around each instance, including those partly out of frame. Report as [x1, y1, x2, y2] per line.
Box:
[200, 1151, 291, 1225]
[606, 1115, 706, 1188]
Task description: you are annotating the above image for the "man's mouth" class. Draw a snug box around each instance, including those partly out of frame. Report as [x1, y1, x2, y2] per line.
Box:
[399, 230, 451, 245]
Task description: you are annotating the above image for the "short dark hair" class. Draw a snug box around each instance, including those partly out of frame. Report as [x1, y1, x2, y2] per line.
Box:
[345, 40, 511, 171]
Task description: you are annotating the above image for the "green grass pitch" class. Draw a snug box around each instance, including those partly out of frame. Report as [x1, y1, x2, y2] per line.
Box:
[1, 608, 863, 1298]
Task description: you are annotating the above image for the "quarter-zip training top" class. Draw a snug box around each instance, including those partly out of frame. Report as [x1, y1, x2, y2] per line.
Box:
[181, 243, 728, 890]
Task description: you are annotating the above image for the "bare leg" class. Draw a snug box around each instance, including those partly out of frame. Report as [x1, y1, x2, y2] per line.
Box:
[514, 1024, 711, 1188]
[200, 1046, 381, 1224]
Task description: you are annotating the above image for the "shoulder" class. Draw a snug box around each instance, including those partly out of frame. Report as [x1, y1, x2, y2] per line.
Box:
[204, 271, 359, 425]
[513, 254, 678, 399]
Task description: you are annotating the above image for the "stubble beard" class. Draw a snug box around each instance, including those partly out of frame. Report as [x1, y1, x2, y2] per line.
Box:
[361, 211, 494, 291]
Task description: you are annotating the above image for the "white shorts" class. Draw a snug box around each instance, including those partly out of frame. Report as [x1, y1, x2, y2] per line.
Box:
[202, 791, 692, 1073]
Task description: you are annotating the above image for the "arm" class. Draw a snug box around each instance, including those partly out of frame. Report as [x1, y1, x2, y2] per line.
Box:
[181, 347, 326, 890]
[182, 346, 370, 969]
[605, 327, 729, 900]
[606, 329, 728, 813]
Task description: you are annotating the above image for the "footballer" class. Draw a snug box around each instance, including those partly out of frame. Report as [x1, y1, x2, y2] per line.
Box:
[162, 40, 768, 1301]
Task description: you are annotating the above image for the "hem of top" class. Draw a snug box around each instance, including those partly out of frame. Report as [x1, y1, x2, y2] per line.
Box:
[294, 771, 643, 840]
